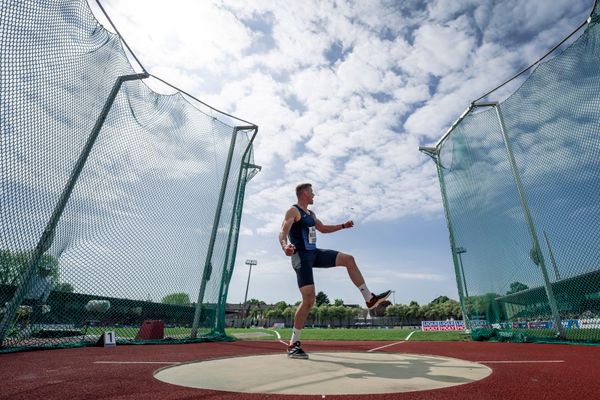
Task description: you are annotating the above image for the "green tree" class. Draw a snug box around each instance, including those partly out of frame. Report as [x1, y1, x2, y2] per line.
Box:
[385, 304, 408, 323]
[265, 307, 283, 321]
[283, 306, 296, 327]
[420, 297, 462, 320]
[429, 295, 450, 305]
[407, 301, 421, 323]
[317, 304, 332, 326]
[334, 298, 344, 306]
[331, 305, 346, 326]
[316, 291, 330, 306]
[274, 301, 288, 312]
[308, 304, 317, 323]
[248, 306, 260, 324]
[448, 300, 462, 319]
[348, 306, 361, 321]
[506, 282, 529, 295]
[247, 298, 266, 306]
[421, 304, 435, 319]
[0, 250, 59, 286]
[53, 282, 75, 293]
[161, 292, 191, 306]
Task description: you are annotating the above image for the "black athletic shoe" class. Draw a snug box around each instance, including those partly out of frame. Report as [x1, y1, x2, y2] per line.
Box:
[287, 341, 309, 359]
[366, 290, 392, 309]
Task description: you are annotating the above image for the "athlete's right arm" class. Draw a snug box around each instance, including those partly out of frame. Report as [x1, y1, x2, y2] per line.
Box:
[279, 207, 298, 256]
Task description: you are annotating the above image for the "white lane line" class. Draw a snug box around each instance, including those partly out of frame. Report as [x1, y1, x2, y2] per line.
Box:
[94, 361, 181, 364]
[476, 360, 565, 364]
[265, 329, 288, 346]
[367, 330, 417, 352]
[367, 342, 404, 352]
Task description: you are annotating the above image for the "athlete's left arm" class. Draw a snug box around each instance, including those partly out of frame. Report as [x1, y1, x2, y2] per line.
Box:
[313, 213, 354, 234]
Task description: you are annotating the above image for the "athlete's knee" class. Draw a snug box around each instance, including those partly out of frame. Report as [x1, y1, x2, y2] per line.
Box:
[347, 254, 356, 266]
[299, 285, 315, 308]
[337, 252, 356, 267]
[302, 294, 315, 308]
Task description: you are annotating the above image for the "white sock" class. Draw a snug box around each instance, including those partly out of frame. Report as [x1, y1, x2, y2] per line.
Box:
[359, 283, 372, 302]
[290, 328, 301, 345]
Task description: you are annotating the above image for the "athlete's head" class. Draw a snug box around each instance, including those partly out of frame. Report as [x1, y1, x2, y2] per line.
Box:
[296, 183, 314, 204]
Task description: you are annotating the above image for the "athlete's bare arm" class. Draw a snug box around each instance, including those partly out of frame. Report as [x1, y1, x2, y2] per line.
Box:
[314, 213, 354, 234]
[279, 207, 300, 256]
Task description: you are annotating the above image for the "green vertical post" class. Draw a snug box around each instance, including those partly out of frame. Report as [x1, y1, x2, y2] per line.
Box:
[191, 125, 256, 338]
[435, 156, 471, 330]
[0, 73, 148, 345]
[543, 231, 561, 280]
[213, 128, 259, 334]
[493, 104, 564, 338]
[421, 144, 471, 330]
[213, 165, 246, 335]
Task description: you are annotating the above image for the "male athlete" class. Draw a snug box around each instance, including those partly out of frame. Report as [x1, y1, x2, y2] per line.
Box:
[279, 183, 391, 359]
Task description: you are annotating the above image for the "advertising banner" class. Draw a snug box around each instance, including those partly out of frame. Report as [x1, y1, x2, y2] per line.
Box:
[578, 318, 600, 329]
[421, 320, 465, 331]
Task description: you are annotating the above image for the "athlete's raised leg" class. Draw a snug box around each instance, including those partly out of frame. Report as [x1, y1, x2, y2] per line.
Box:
[335, 252, 365, 287]
[336, 252, 391, 309]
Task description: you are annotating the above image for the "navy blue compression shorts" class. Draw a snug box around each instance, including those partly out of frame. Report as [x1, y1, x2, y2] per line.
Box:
[291, 249, 339, 288]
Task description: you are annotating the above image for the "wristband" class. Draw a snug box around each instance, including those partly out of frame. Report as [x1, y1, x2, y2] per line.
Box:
[341, 223, 346, 229]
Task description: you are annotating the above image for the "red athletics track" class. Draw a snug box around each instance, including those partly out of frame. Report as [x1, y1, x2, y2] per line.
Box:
[1, 340, 598, 400]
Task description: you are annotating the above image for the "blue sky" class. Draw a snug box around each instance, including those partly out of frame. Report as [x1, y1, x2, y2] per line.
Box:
[91, 0, 594, 306]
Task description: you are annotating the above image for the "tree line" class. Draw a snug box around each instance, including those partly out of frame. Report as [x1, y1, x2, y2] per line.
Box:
[0, 250, 74, 292]
[2, 247, 514, 325]
[234, 293, 463, 327]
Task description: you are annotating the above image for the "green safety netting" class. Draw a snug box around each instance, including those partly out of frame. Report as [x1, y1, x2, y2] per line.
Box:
[423, 2, 600, 344]
[0, 0, 259, 352]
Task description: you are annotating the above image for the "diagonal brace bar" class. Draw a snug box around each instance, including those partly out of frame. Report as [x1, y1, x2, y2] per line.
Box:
[0, 73, 149, 345]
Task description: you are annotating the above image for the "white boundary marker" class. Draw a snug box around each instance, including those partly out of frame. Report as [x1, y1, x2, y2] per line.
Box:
[367, 330, 416, 352]
[265, 328, 288, 346]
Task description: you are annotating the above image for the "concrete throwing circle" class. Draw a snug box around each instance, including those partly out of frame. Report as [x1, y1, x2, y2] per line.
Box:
[154, 351, 492, 395]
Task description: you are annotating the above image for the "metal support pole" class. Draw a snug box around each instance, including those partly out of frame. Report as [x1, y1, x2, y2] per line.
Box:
[213, 164, 246, 333]
[191, 126, 252, 338]
[543, 231, 561, 281]
[213, 128, 259, 333]
[0, 73, 148, 345]
[434, 155, 471, 331]
[493, 105, 565, 338]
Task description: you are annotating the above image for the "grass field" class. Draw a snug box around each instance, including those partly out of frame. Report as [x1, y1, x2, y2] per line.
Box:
[226, 327, 471, 342]
[86, 327, 202, 338]
[86, 326, 599, 342]
[85, 326, 470, 341]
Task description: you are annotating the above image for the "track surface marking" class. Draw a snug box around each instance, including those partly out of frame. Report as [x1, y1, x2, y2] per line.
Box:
[0, 340, 598, 400]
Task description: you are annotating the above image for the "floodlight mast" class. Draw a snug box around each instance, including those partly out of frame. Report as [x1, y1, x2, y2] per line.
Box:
[242, 259, 258, 327]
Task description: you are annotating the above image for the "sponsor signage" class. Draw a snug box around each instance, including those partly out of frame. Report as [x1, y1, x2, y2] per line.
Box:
[470, 320, 491, 329]
[422, 318, 594, 332]
[578, 318, 600, 329]
[421, 320, 465, 331]
[528, 321, 552, 329]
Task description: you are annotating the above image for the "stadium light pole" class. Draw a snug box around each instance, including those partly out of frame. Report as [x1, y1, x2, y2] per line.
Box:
[455, 247, 469, 299]
[242, 259, 257, 327]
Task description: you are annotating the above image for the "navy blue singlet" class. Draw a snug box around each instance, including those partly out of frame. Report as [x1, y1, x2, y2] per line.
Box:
[288, 205, 317, 251]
